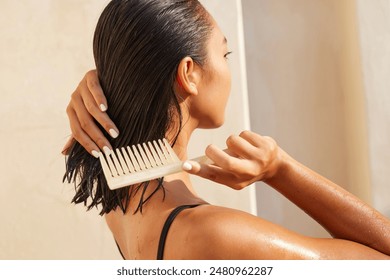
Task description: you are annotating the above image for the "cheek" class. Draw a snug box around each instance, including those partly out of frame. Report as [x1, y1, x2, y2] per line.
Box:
[225, 67, 232, 98]
[191, 63, 231, 128]
[206, 68, 231, 127]
[216, 66, 231, 108]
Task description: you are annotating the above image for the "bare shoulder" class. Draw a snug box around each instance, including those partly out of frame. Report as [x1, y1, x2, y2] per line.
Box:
[166, 204, 390, 260]
[176, 204, 307, 259]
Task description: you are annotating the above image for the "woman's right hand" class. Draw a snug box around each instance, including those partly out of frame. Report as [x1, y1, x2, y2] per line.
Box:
[63, 70, 119, 157]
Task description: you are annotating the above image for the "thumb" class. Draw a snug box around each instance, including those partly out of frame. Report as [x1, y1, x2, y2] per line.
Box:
[182, 160, 201, 174]
[182, 160, 217, 181]
[181, 159, 239, 188]
[182, 155, 213, 174]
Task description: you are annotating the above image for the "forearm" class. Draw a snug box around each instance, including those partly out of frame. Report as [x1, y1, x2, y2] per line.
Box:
[265, 150, 390, 255]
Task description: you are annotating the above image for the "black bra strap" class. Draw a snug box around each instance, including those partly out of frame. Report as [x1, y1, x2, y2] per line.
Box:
[115, 240, 126, 260]
[157, 204, 201, 260]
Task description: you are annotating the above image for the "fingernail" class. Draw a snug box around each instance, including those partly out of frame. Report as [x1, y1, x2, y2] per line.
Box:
[91, 150, 100, 158]
[100, 104, 107, 112]
[109, 128, 119, 138]
[182, 161, 192, 171]
[103, 146, 111, 155]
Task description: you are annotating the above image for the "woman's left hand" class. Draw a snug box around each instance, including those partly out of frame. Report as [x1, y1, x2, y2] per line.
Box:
[183, 130, 282, 190]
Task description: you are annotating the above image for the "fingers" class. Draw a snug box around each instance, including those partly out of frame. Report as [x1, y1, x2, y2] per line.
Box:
[239, 130, 277, 154]
[61, 135, 75, 155]
[85, 70, 108, 112]
[81, 71, 119, 137]
[66, 102, 104, 157]
[64, 70, 121, 157]
[225, 134, 258, 160]
[204, 144, 245, 172]
[76, 85, 119, 139]
[238, 130, 264, 147]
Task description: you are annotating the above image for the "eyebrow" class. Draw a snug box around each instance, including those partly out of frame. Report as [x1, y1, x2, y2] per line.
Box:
[223, 37, 228, 44]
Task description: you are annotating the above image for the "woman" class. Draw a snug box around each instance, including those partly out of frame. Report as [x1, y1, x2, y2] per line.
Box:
[64, 0, 390, 259]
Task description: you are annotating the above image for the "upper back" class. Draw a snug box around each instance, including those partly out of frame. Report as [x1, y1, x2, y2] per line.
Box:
[106, 202, 319, 260]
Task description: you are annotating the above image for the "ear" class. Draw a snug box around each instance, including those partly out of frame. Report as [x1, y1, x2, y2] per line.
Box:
[176, 57, 202, 96]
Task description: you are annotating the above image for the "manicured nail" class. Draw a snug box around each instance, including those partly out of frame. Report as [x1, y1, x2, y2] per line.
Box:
[109, 128, 119, 138]
[91, 150, 100, 158]
[100, 104, 107, 112]
[103, 146, 111, 155]
[182, 161, 192, 171]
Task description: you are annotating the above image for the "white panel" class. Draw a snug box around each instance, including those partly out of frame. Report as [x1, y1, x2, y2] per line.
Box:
[241, 0, 371, 237]
[356, 0, 390, 217]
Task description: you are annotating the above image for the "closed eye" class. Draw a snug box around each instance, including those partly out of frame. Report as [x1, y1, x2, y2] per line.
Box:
[224, 51, 233, 59]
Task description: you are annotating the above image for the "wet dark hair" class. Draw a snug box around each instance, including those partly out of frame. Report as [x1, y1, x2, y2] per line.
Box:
[63, 0, 212, 215]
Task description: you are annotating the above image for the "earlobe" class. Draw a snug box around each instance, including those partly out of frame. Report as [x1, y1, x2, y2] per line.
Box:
[177, 57, 201, 96]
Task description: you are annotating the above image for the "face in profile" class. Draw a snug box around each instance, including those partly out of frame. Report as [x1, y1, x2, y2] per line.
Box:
[190, 18, 232, 129]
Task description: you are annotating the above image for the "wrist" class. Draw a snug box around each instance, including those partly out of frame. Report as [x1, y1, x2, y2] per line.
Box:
[263, 148, 293, 186]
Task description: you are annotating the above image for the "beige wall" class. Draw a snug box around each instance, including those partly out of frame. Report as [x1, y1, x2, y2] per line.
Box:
[0, 0, 252, 259]
[0, 0, 116, 260]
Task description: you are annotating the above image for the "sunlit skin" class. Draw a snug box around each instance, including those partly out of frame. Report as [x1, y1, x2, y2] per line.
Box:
[65, 16, 390, 259]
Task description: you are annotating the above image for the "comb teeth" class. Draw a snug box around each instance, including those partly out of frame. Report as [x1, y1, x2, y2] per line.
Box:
[98, 138, 182, 190]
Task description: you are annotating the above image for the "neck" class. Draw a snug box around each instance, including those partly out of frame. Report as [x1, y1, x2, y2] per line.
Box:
[167, 99, 200, 160]
[166, 113, 198, 193]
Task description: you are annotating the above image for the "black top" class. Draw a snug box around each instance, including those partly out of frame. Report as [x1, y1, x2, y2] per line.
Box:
[115, 204, 202, 260]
